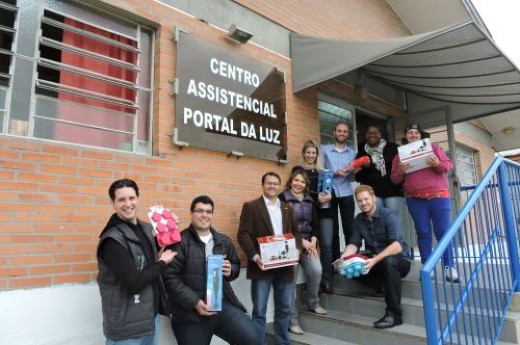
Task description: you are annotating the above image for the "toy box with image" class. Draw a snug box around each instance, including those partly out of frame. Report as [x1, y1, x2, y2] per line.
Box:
[206, 255, 223, 312]
[147, 206, 181, 247]
[257, 233, 298, 270]
[398, 138, 433, 173]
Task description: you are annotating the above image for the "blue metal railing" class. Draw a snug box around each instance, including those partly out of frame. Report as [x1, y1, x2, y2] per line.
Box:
[421, 156, 520, 345]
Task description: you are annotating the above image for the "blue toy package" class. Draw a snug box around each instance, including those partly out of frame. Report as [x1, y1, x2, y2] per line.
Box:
[206, 255, 223, 311]
[333, 254, 370, 279]
[317, 169, 333, 209]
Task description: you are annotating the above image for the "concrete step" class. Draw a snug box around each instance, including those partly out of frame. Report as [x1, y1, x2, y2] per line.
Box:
[299, 288, 520, 343]
[265, 324, 357, 345]
[330, 266, 512, 309]
[297, 310, 517, 345]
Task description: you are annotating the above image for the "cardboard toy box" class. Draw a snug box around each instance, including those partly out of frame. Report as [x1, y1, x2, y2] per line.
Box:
[257, 233, 298, 270]
[206, 255, 223, 312]
[398, 138, 434, 173]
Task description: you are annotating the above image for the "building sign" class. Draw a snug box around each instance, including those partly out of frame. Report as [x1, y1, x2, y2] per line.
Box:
[175, 32, 287, 161]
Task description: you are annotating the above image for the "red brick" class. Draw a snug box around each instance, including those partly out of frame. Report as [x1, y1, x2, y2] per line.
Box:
[0, 160, 37, 171]
[42, 144, 80, 156]
[22, 152, 61, 163]
[54, 253, 92, 263]
[0, 171, 15, 181]
[0, 267, 27, 277]
[12, 234, 54, 243]
[41, 164, 78, 175]
[81, 150, 114, 160]
[40, 184, 78, 194]
[53, 273, 91, 284]
[0, 182, 39, 191]
[18, 172, 57, 183]
[58, 195, 94, 204]
[79, 168, 113, 178]
[72, 262, 97, 272]
[31, 264, 70, 275]
[0, 149, 20, 159]
[9, 276, 52, 289]
[9, 255, 54, 266]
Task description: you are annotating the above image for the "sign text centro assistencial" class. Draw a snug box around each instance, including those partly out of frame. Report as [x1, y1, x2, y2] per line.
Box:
[175, 32, 286, 161]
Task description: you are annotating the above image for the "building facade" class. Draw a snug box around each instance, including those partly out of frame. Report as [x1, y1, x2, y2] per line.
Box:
[0, 1, 499, 344]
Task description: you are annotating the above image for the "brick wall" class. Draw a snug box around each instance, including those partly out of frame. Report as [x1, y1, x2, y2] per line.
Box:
[0, 0, 408, 289]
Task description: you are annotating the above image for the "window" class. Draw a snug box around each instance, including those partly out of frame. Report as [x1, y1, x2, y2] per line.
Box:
[4, 0, 153, 154]
[456, 145, 478, 186]
[318, 98, 355, 148]
[0, 0, 17, 133]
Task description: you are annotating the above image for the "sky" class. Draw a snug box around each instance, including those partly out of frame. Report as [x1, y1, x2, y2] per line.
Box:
[471, 0, 520, 68]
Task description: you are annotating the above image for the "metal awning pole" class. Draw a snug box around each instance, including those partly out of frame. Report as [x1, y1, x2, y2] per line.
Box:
[445, 105, 461, 215]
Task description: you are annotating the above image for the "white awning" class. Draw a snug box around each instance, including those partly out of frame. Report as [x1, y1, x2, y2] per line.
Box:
[290, 21, 520, 151]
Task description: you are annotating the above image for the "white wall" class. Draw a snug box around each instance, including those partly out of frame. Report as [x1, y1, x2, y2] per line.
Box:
[0, 269, 272, 345]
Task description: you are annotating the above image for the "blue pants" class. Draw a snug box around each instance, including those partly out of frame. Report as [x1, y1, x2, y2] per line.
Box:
[406, 197, 454, 266]
[251, 269, 292, 345]
[171, 299, 259, 345]
[106, 314, 159, 345]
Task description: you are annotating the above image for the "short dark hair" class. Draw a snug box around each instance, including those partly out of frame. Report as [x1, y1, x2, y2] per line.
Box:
[365, 124, 381, 134]
[108, 178, 139, 201]
[190, 195, 214, 212]
[261, 171, 281, 185]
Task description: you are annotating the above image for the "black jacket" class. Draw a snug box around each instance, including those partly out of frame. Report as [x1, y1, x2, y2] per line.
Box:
[355, 142, 403, 198]
[163, 225, 246, 323]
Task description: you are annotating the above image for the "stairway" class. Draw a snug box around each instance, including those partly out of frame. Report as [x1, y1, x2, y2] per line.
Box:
[266, 262, 520, 345]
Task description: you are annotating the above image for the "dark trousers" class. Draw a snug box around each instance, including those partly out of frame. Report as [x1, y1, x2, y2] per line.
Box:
[331, 195, 354, 260]
[171, 299, 260, 345]
[356, 255, 411, 316]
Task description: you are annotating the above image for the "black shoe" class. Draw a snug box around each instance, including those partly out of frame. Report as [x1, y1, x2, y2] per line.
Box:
[320, 282, 333, 294]
[373, 314, 402, 329]
[371, 288, 385, 298]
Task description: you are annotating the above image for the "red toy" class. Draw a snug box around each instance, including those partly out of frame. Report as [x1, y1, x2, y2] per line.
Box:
[349, 156, 370, 169]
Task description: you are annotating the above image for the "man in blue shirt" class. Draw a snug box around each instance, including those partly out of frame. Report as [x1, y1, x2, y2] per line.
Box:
[321, 120, 357, 293]
[341, 185, 411, 329]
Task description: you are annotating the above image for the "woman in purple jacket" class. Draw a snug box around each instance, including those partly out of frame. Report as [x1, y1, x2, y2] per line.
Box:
[391, 124, 458, 282]
[279, 168, 327, 335]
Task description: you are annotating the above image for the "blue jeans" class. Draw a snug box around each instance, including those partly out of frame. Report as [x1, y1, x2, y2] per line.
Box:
[106, 314, 159, 345]
[319, 217, 334, 284]
[171, 299, 259, 345]
[406, 197, 454, 266]
[251, 269, 292, 345]
[376, 196, 405, 220]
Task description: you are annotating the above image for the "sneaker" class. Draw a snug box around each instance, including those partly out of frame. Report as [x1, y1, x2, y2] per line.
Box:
[289, 325, 304, 335]
[310, 306, 327, 315]
[445, 267, 459, 283]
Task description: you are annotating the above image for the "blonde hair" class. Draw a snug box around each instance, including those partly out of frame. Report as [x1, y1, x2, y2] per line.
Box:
[298, 140, 324, 170]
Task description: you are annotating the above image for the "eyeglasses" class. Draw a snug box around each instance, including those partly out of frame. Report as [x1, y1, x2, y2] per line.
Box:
[192, 209, 213, 215]
[263, 182, 281, 187]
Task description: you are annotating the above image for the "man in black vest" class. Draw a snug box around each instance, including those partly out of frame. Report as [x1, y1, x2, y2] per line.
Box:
[97, 178, 176, 345]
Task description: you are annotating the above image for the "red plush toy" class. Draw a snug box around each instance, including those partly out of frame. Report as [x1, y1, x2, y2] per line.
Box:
[349, 156, 370, 169]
